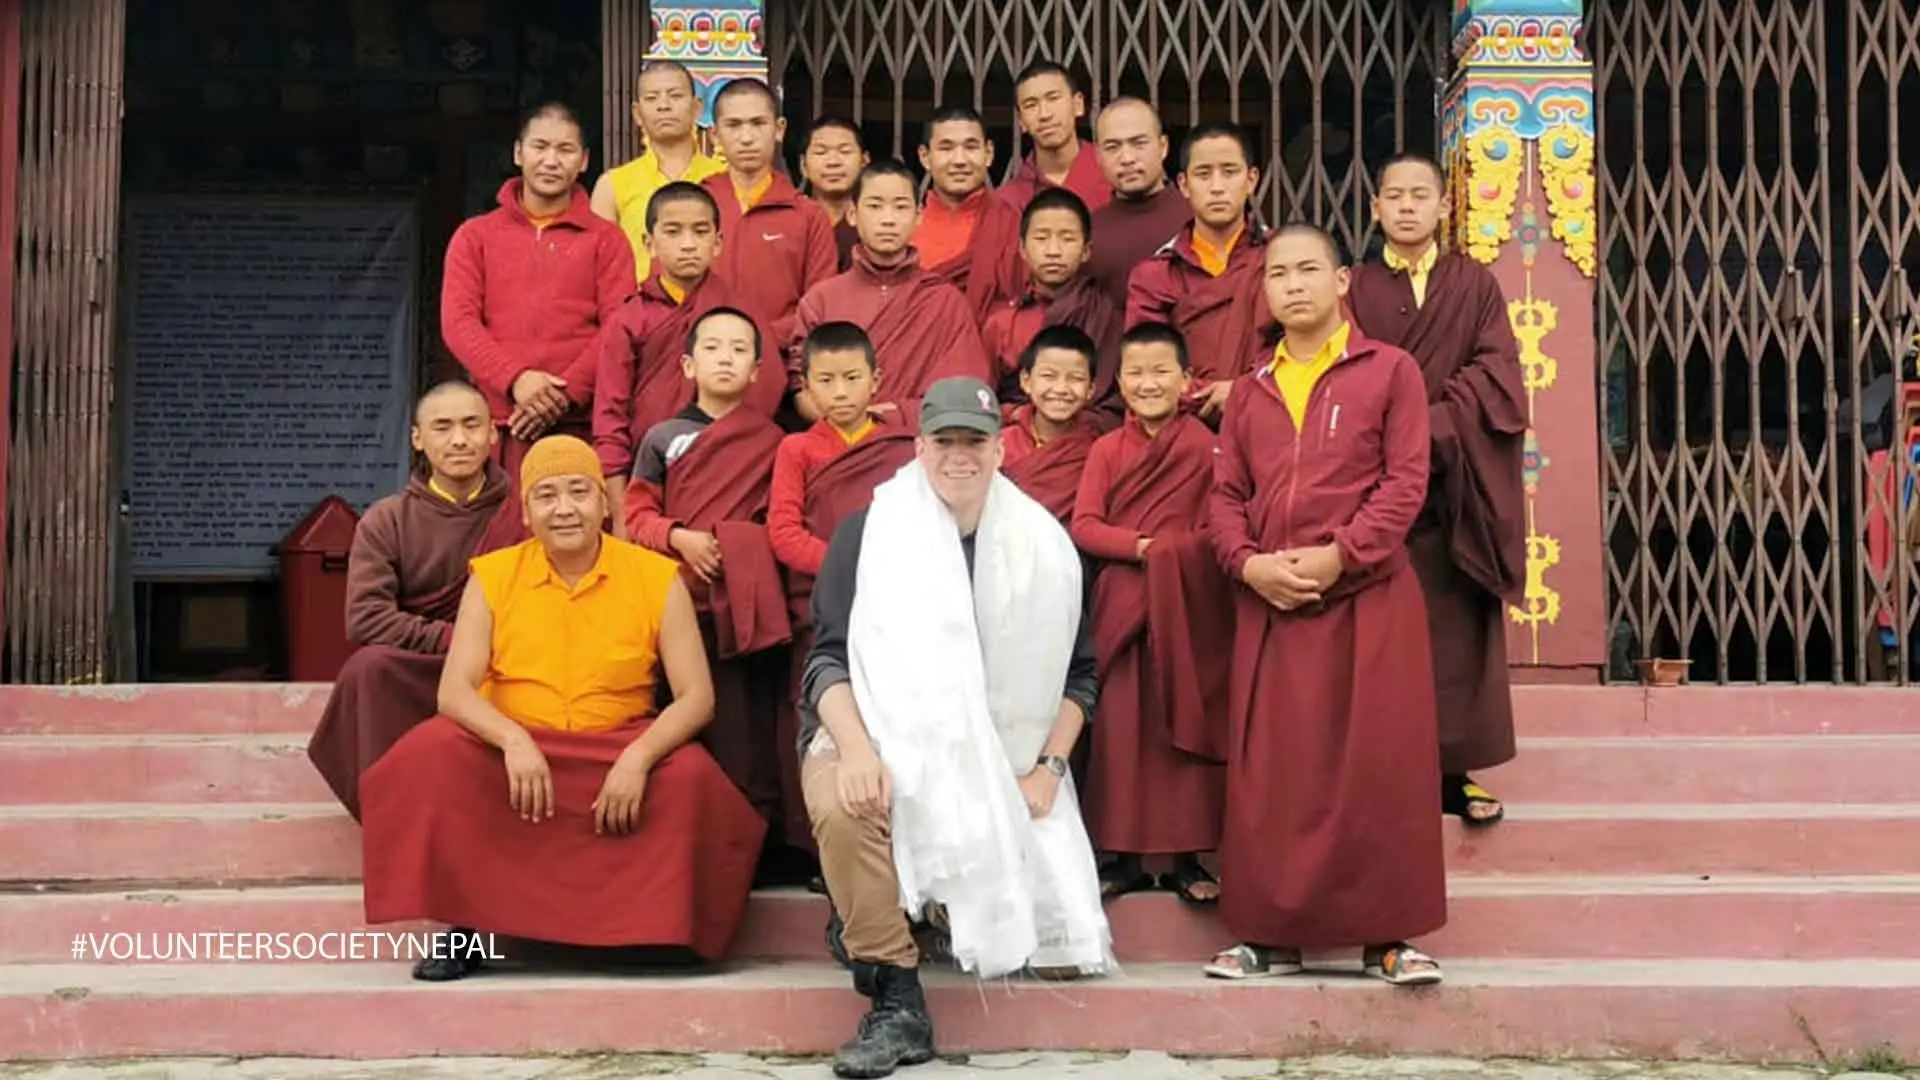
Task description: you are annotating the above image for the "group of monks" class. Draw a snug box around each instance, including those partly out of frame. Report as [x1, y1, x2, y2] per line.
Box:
[304, 54, 1528, 1027]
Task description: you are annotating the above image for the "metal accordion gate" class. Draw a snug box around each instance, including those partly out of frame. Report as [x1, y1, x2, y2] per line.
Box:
[1592, 0, 1920, 684]
[3, 0, 125, 683]
[765, 0, 1451, 261]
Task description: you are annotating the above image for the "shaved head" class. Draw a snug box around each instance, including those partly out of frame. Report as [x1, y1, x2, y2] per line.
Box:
[414, 380, 487, 423]
[1271, 222, 1345, 266]
[1095, 96, 1161, 139]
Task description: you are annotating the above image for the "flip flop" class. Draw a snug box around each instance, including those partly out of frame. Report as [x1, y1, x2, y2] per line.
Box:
[1365, 943, 1443, 986]
[1203, 943, 1303, 980]
[1443, 775, 1506, 826]
[1099, 860, 1155, 899]
[1160, 859, 1221, 906]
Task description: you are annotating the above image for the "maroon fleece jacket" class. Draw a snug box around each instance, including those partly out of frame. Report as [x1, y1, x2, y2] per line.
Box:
[440, 178, 637, 422]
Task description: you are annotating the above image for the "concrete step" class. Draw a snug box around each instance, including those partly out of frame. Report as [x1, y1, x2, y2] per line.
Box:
[0, 959, 1913, 1061]
[5, 683, 1914, 738]
[5, 876, 1918, 964]
[5, 802, 1920, 884]
[8, 733, 1920, 806]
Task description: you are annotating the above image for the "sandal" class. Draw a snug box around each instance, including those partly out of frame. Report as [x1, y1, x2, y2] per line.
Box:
[1160, 856, 1220, 906]
[1202, 943, 1303, 980]
[1442, 774, 1505, 826]
[1364, 942, 1443, 986]
[1099, 857, 1155, 900]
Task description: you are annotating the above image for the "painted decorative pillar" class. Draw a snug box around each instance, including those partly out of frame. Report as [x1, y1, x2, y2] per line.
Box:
[646, 0, 767, 125]
[1443, 0, 1607, 679]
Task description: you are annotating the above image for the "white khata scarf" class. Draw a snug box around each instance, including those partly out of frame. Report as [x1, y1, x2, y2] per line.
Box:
[847, 463, 1114, 979]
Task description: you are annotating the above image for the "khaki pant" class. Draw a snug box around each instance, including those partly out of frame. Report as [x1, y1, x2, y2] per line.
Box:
[803, 745, 918, 968]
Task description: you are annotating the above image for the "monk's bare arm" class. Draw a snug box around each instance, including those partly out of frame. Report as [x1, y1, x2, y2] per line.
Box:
[1332, 354, 1433, 572]
[345, 504, 449, 653]
[1206, 382, 1263, 579]
[589, 173, 619, 222]
[436, 577, 536, 751]
[622, 578, 715, 768]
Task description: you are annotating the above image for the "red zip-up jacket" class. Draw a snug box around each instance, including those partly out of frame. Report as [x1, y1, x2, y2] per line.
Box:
[440, 178, 637, 422]
[704, 171, 839, 350]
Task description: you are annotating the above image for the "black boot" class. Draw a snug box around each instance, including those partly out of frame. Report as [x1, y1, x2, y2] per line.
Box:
[832, 962, 935, 1078]
[412, 927, 486, 982]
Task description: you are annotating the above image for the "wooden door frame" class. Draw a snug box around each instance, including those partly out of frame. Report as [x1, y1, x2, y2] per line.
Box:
[0, 0, 21, 650]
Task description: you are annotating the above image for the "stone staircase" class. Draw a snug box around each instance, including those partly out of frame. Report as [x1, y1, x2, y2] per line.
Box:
[0, 683, 1916, 1062]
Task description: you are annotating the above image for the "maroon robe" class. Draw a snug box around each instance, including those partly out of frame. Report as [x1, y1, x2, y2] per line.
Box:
[1349, 252, 1526, 774]
[924, 188, 1028, 324]
[704, 172, 841, 349]
[789, 248, 993, 408]
[624, 406, 792, 823]
[1001, 406, 1102, 524]
[1087, 186, 1194, 309]
[1207, 330, 1445, 948]
[592, 273, 785, 478]
[1124, 223, 1275, 391]
[1073, 415, 1230, 854]
[306, 464, 526, 820]
[361, 717, 765, 959]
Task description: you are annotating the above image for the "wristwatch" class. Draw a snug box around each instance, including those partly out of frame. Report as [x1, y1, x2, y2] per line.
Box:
[1037, 754, 1069, 777]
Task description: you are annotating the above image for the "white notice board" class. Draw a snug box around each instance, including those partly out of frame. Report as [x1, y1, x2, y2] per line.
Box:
[124, 195, 417, 577]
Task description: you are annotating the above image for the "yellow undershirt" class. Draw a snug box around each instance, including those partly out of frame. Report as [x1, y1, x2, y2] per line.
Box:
[1192, 223, 1245, 277]
[1384, 242, 1439, 307]
[735, 172, 775, 212]
[836, 418, 876, 445]
[429, 477, 481, 503]
[661, 277, 687, 304]
[1268, 321, 1351, 431]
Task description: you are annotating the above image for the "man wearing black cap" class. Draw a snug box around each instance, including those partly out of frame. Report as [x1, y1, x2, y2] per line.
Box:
[797, 376, 1110, 1078]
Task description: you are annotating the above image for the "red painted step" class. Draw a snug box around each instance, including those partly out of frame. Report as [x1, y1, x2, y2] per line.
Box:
[4, 877, 1917, 964]
[0, 959, 1914, 1061]
[5, 683, 1914, 737]
[8, 733, 1919, 806]
[5, 802, 1920, 883]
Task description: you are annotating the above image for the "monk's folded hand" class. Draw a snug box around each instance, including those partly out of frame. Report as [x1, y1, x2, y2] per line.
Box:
[1195, 380, 1234, 418]
[507, 405, 555, 442]
[502, 732, 555, 823]
[836, 748, 892, 822]
[1018, 768, 1061, 820]
[670, 528, 724, 581]
[510, 370, 571, 426]
[592, 749, 650, 836]
[1284, 544, 1344, 591]
[1134, 536, 1154, 561]
[1243, 553, 1320, 611]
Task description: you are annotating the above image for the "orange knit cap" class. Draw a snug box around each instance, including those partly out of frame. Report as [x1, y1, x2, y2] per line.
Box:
[517, 434, 603, 502]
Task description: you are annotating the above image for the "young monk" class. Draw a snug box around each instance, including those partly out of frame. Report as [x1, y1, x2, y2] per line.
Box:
[1205, 225, 1445, 987]
[360, 435, 766, 980]
[625, 307, 794, 864]
[913, 105, 1025, 322]
[592, 181, 782, 533]
[1125, 124, 1273, 422]
[591, 59, 728, 281]
[1087, 98, 1192, 307]
[1071, 323, 1232, 903]
[442, 102, 636, 473]
[799, 115, 868, 272]
[307, 382, 526, 820]
[1001, 324, 1104, 525]
[703, 78, 839, 349]
[768, 321, 917, 865]
[790, 159, 991, 418]
[981, 187, 1124, 421]
[1348, 154, 1526, 827]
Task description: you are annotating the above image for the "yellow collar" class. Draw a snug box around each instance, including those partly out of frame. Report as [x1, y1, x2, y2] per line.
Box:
[1269, 321, 1352, 374]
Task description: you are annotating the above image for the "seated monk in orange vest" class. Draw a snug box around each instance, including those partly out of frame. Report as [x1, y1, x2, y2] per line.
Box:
[358, 434, 767, 981]
[307, 382, 526, 820]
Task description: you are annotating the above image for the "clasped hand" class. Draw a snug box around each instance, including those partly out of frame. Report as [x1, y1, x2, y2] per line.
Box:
[1242, 543, 1343, 611]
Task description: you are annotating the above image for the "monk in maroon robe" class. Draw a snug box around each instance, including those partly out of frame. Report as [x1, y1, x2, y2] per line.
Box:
[360, 435, 765, 980]
[1204, 226, 1445, 987]
[1070, 323, 1230, 902]
[1349, 155, 1527, 826]
[980, 188, 1125, 422]
[623, 309, 793, 845]
[767, 324, 916, 866]
[798, 116, 867, 272]
[593, 181, 782, 535]
[308, 383, 527, 820]
[1001, 324, 1103, 524]
[1087, 98, 1193, 308]
[1125, 124, 1274, 422]
[914, 106, 1025, 322]
[790, 159, 992, 418]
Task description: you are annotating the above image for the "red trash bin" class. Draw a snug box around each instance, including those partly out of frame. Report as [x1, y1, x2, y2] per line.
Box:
[278, 495, 361, 682]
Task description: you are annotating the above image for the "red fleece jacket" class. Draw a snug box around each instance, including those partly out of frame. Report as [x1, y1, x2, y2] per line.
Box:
[440, 178, 637, 422]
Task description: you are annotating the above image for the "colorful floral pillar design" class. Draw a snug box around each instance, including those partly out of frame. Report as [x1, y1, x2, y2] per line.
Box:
[646, 0, 767, 127]
[1444, 0, 1606, 675]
